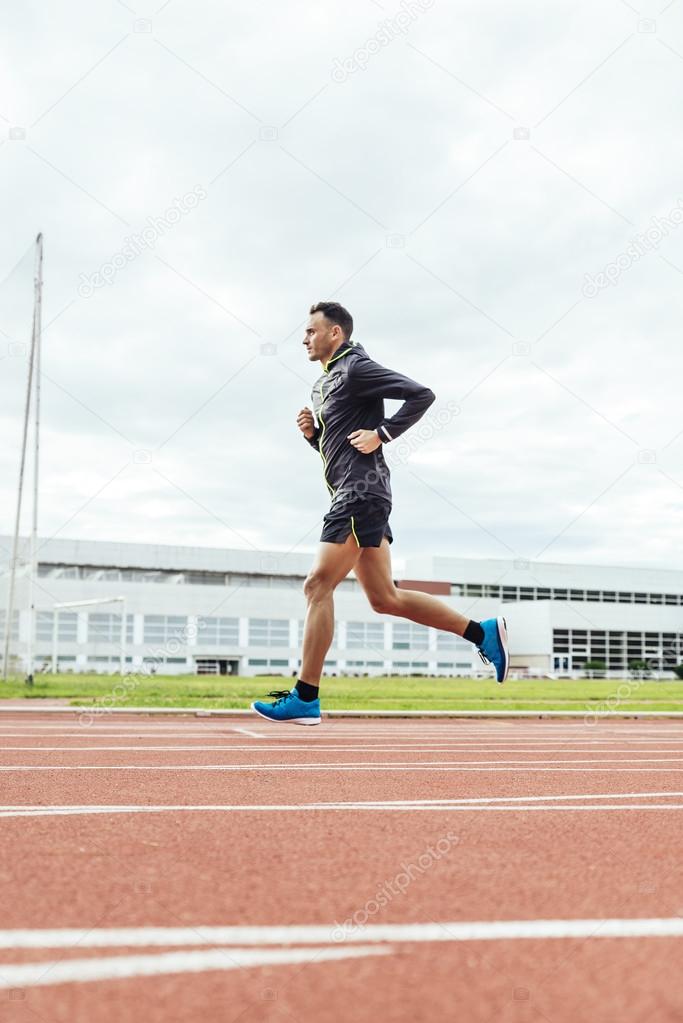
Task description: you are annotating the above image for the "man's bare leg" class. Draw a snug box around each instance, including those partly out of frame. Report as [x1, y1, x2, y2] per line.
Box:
[300, 534, 363, 685]
[354, 538, 471, 634]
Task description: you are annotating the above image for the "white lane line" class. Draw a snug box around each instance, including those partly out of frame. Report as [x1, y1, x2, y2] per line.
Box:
[4, 767, 683, 775]
[1, 736, 683, 744]
[1, 790, 680, 811]
[2, 918, 683, 950]
[230, 727, 265, 738]
[6, 744, 683, 752]
[3, 724, 683, 733]
[0, 945, 386, 990]
[2, 758, 683, 770]
[3, 801, 683, 818]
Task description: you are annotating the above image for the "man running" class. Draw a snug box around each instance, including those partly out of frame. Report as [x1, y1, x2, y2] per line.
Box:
[252, 301, 509, 724]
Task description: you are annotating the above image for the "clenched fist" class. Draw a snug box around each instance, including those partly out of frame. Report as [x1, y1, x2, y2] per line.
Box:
[296, 406, 316, 439]
[347, 429, 381, 454]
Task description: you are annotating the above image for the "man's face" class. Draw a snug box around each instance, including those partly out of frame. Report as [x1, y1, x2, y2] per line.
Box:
[303, 311, 341, 362]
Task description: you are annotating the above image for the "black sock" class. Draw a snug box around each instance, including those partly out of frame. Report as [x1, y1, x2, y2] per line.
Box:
[463, 620, 485, 646]
[296, 679, 319, 702]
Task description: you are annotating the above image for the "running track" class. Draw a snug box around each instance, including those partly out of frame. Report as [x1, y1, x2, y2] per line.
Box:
[1, 712, 682, 1022]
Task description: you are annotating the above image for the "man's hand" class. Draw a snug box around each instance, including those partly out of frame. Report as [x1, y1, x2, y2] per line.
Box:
[347, 429, 381, 454]
[297, 407, 316, 439]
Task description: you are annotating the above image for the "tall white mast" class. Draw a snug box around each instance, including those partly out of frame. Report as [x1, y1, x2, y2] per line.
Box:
[2, 237, 41, 681]
[26, 233, 43, 686]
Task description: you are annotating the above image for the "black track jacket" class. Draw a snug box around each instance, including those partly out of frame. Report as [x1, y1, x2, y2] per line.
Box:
[305, 340, 435, 506]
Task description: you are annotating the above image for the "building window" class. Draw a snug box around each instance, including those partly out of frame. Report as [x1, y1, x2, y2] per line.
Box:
[143, 615, 188, 644]
[197, 616, 239, 646]
[553, 628, 683, 673]
[36, 611, 78, 643]
[248, 618, 290, 647]
[87, 613, 134, 644]
[248, 657, 289, 669]
[346, 621, 385, 650]
[392, 622, 429, 651]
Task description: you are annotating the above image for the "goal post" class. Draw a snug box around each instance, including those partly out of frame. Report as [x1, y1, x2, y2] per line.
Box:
[51, 596, 127, 676]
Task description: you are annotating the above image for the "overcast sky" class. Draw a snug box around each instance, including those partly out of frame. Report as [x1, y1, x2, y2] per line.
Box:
[1, 0, 682, 573]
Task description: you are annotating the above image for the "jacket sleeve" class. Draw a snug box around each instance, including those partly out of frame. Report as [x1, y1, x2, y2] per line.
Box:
[348, 356, 436, 442]
[304, 426, 321, 451]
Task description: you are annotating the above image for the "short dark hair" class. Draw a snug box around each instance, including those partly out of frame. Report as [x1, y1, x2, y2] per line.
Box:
[309, 301, 353, 340]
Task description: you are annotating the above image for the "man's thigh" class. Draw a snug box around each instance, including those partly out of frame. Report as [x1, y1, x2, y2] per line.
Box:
[353, 537, 395, 603]
[308, 533, 363, 588]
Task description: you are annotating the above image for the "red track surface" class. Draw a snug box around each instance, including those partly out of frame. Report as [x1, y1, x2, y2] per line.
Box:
[1, 712, 682, 1022]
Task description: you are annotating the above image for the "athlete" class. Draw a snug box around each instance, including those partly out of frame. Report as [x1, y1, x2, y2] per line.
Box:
[252, 301, 509, 724]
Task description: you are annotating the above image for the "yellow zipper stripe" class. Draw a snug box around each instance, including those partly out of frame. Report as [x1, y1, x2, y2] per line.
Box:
[318, 378, 334, 497]
[350, 515, 360, 547]
[317, 344, 356, 495]
[322, 343, 354, 374]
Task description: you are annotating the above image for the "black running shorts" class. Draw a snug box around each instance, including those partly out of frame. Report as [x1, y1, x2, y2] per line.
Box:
[320, 495, 393, 548]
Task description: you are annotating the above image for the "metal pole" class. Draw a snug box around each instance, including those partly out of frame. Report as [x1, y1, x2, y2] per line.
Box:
[2, 243, 39, 682]
[51, 611, 58, 675]
[120, 599, 126, 676]
[26, 233, 43, 686]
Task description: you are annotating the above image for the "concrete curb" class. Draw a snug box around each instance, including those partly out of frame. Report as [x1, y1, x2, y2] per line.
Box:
[2, 705, 683, 720]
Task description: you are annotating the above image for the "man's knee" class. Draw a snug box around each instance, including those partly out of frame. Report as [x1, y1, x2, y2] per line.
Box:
[368, 588, 401, 616]
[303, 569, 337, 603]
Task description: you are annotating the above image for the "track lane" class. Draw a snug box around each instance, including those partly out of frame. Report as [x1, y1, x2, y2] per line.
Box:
[2, 712, 682, 1022]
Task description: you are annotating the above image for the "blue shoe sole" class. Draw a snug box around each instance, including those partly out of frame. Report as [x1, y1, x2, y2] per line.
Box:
[495, 616, 509, 684]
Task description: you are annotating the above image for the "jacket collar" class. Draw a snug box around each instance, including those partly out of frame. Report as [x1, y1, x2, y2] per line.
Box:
[322, 339, 356, 373]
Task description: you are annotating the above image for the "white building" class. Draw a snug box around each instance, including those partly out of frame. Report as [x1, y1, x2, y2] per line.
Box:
[1, 536, 682, 678]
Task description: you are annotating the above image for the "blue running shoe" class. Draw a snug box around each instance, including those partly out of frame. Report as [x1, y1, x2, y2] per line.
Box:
[477, 617, 509, 684]
[251, 689, 322, 725]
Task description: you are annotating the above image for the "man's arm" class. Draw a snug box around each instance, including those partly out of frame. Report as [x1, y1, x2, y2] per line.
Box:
[297, 406, 320, 450]
[348, 356, 436, 443]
